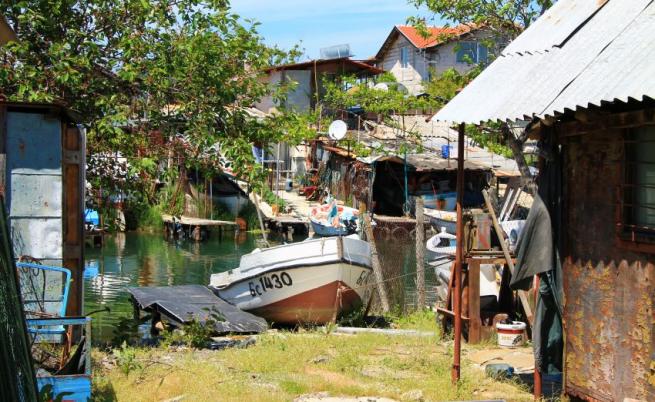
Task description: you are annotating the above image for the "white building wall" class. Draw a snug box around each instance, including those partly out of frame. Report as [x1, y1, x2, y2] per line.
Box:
[379, 29, 497, 95]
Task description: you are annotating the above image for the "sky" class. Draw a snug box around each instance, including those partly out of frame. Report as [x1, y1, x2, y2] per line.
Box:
[230, 0, 440, 60]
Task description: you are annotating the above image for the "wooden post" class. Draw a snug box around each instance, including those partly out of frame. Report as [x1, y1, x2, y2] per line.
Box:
[63, 125, 84, 317]
[253, 191, 269, 247]
[452, 122, 465, 384]
[482, 189, 534, 326]
[415, 197, 426, 309]
[467, 258, 481, 343]
[363, 214, 390, 313]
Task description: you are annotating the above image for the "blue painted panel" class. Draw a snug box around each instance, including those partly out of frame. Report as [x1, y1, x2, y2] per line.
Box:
[6, 111, 62, 174]
[37, 376, 91, 402]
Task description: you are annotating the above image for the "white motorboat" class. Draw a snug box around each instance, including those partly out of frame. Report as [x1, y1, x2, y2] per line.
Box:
[209, 236, 373, 325]
[426, 227, 457, 260]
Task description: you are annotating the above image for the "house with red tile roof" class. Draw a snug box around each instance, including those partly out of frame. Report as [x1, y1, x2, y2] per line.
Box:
[375, 24, 495, 95]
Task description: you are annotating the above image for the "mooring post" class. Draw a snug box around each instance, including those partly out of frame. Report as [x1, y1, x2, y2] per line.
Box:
[452, 122, 465, 384]
[415, 197, 426, 309]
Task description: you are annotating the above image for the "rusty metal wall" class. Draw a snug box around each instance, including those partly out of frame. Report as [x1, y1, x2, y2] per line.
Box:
[562, 126, 655, 401]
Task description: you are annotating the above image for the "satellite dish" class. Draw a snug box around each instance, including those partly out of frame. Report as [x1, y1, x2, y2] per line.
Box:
[328, 120, 347, 141]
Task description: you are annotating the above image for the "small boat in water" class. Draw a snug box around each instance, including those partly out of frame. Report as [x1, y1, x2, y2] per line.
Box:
[209, 236, 372, 325]
[309, 199, 359, 237]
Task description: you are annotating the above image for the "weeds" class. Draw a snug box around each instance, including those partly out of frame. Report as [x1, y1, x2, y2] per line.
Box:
[113, 342, 142, 376]
[160, 309, 224, 349]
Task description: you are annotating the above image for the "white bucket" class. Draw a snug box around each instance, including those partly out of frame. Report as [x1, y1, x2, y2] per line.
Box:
[496, 321, 527, 348]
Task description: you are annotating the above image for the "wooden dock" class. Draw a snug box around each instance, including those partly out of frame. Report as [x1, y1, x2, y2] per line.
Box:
[237, 180, 311, 237]
[162, 214, 238, 241]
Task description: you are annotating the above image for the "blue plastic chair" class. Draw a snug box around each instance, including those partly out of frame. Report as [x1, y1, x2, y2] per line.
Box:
[17, 262, 71, 335]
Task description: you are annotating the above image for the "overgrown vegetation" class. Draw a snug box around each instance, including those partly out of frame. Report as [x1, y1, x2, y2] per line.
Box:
[93, 314, 534, 401]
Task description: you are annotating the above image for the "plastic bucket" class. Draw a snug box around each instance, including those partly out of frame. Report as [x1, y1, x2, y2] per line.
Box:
[496, 321, 527, 348]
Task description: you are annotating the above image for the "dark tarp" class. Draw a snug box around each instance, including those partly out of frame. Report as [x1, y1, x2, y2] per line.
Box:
[128, 285, 268, 334]
[511, 133, 563, 375]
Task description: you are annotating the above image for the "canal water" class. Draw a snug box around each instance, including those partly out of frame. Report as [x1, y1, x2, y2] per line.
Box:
[84, 231, 436, 343]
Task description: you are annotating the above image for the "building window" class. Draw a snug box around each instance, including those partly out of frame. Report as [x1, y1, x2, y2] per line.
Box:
[400, 46, 411, 68]
[621, 126, 655, 242]
[456, 41, 488, 64]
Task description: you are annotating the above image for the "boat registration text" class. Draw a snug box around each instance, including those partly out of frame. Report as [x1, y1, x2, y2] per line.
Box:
[249, 272, 293, 297]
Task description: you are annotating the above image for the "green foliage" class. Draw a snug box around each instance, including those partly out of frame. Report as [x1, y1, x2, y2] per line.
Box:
[113, 341, 142, 376]
[263, 189, 286, 209]
[158, 181, 185, 217]
[423, 67, 480, 105]
[466, 124, 514, 158]
[322, 75, 435, 117]
[160, 309, 224, 349]
[0, 1, 313, 209]
[237, 201, 261, 232]
[408, 0, 553, 40]
[131, 203, 164, 231]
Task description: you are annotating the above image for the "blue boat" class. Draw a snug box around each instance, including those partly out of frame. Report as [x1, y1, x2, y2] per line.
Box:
[309, 201, 359, 237]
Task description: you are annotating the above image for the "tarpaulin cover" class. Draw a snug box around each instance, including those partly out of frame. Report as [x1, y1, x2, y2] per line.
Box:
[511, 134, 563, 375]
[128, 285, 268, 334]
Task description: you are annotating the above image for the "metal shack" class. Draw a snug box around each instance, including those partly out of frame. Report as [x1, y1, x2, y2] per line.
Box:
[1, 102, 85, 316]
[433, 0, 655, 400]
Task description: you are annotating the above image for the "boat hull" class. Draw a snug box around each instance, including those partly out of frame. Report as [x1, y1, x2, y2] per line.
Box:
[310, 218, 351, 236]
[215, 262, 372, 325]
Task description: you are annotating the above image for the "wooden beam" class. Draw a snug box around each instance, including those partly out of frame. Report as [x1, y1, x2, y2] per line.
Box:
[558, 107, 655, 137]
[482, 189, 534, 326]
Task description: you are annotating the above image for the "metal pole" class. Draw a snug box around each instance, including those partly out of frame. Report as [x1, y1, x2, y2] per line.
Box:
[276, 143, 281, 197]
[415, 197, 426, 309]
[534, 275, 543, 400]
[452, 122, 465, 384]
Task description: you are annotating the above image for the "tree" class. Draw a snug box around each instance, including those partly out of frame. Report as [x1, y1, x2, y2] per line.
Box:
[0, 0, 308, 199]
[409, 0, 552, 39]
[410, 0, 553, 180]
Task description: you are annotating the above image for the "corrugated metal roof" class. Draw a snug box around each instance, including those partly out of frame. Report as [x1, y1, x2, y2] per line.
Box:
[433, 0, 655, 124]
[358, 154, 490, 172]
[502, 0, 607, 55]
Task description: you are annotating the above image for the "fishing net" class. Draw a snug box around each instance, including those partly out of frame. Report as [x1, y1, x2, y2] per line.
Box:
[0, 197, 38, 402]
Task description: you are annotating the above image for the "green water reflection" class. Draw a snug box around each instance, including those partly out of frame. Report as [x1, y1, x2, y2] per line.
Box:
[84, 231, 436, 343]
[84, 231, 265, 342]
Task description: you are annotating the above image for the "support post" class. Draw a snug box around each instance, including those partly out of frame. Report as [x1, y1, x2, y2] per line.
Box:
[415, 197, 426, 309]
[534, 275, 542, 400]
[467, 258, 481, 343]
[363, 214, 390, 313]
[452, 123, 465, 384]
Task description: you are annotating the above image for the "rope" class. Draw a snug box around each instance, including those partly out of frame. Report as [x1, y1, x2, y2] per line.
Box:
[351, 260, 448, 293]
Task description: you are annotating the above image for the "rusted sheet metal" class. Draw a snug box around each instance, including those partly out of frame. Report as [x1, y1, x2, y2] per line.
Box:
[6, 111, 63, 263]
[10, 174, 63, 217]
[563, 258, 655, 401]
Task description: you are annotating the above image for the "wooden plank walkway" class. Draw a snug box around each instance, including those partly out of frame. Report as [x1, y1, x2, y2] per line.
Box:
[161, 214, 238, 227]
